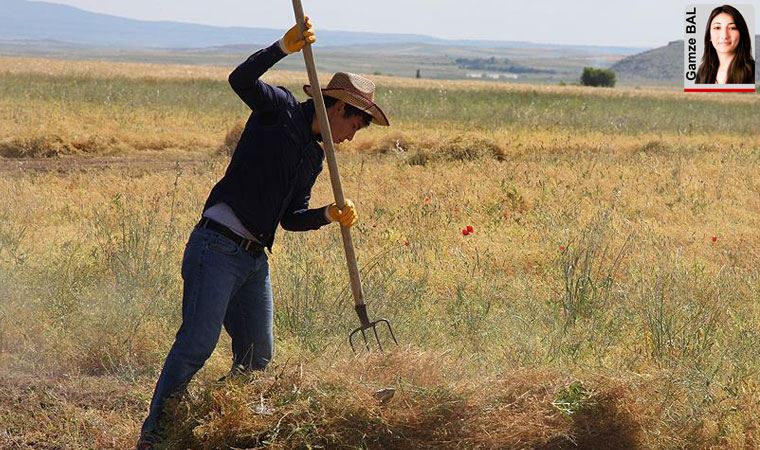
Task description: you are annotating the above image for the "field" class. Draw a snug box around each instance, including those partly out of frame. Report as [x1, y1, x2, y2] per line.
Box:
[0, 41, 641, 84]
[1, 55, 760, 449]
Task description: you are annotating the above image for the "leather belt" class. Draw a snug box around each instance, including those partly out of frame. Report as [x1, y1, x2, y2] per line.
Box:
[196, 217, 265, 254]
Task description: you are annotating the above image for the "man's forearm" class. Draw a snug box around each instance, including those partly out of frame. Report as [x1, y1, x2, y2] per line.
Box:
[281, 207, 331, 231]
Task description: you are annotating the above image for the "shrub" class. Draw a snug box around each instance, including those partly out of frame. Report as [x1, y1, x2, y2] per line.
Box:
[580, 67, 617, 87]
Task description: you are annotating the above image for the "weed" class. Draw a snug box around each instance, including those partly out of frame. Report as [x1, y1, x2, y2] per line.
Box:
[552, 380, 594, 416]
[558, 212, 630, 326]
[640, 267, 725, 369]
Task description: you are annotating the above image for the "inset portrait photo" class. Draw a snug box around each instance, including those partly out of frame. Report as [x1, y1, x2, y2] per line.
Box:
[684, 4, 756, 92]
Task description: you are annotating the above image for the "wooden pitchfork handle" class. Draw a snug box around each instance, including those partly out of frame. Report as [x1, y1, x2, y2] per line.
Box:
[290, 0, 368, 323]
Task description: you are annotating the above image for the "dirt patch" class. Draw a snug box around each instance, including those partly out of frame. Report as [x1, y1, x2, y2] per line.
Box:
[0, 154, 214, 176]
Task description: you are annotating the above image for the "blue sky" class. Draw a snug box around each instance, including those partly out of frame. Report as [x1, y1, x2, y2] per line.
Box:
[41, 0, 754, 48]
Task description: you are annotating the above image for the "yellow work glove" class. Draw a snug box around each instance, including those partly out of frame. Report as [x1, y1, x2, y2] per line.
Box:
[326, 199, 358, 228]
[279, 17, 316, 54]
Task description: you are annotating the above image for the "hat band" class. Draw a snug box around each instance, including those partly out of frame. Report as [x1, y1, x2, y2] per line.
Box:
[322, 87, 374, 104]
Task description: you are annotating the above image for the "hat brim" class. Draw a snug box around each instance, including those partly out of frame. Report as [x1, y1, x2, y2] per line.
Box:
[303, 85, 389, 127]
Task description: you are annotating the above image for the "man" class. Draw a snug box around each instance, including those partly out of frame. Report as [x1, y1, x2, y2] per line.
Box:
[137, 17, 389, 447]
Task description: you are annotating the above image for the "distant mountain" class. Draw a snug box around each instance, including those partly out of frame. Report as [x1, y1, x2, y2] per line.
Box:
[0, 0, 436, 48]
[611, 40, 683, 81]
[1, 0, 645, 54]
[612, 36, 760, 82]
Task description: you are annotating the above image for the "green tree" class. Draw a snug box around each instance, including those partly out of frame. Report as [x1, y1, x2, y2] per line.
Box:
[580, 67, 617, 87]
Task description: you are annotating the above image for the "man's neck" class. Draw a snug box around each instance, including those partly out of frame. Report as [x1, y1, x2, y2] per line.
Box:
[311, 116, 320, 136]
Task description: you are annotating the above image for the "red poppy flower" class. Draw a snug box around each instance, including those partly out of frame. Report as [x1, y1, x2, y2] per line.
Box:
[466, 225, 474, 233]
[711, 235, 717, 243]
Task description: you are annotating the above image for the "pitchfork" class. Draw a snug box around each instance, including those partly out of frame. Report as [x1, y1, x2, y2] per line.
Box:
[292, 0, 398, 353]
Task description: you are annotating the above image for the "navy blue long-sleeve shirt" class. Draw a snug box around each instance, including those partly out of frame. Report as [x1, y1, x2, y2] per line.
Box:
[203, 42, 330, 250]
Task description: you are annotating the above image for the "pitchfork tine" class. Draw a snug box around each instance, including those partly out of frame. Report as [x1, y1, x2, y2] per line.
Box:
[378, 319, 398, 345]
[361, 328, 370, 351]
[349, 306, 399, 353]
[373, 327, 383, 352]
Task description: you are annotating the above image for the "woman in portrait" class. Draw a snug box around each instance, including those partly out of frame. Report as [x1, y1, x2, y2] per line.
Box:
[696, 4, 755, 84]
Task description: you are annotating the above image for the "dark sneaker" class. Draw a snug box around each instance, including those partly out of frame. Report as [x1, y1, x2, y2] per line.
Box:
[135, 433, 159, 450]
[135, 440, 153, 450]
[217, 363, 246, 383]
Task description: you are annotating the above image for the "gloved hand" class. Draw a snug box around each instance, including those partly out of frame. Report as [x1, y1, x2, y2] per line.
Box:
[326, 199, 358, 228]
[279, 17, 316, 54]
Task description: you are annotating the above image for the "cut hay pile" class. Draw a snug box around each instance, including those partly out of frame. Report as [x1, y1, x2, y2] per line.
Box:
[159, 349, 654, 449]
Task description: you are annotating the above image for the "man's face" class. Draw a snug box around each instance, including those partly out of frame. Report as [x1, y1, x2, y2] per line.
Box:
[327, 101, 367, 144]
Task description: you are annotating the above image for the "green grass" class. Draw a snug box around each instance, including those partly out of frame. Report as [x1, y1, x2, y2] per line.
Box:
[0, 73, 236, 113]
[383, 86, 760, 134]
[2, 72, 759, 136]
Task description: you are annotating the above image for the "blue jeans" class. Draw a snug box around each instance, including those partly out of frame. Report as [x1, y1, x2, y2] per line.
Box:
[140, 226, 273, 438]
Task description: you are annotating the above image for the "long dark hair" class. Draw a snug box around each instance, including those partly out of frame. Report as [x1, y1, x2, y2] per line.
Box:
[696, 5, 755, 84]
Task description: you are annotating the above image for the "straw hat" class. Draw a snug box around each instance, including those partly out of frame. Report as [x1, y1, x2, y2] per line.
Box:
[303, 72, 389, 126]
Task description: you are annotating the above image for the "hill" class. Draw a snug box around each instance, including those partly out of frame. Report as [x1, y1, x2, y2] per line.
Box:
[1, 0, 645, 54]
[0, 1, 652, 83]
[0, 0, 436, 48]
[612, 36, 760, 83]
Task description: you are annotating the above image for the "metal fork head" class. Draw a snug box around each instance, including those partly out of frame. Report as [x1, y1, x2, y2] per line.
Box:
[349, 318, 398, 353]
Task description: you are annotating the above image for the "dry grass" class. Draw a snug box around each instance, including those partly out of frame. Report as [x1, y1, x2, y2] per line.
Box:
[1, 56, 757, 160]
[159, 350, 646, 449]
[0, 372, 147, 448]
[1, 57, 760, 448]
[3, 350, 756, 449]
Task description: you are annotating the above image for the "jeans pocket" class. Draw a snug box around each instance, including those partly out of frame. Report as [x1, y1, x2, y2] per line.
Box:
[181, 231, 207, 280]
[207, 236, 240, 256]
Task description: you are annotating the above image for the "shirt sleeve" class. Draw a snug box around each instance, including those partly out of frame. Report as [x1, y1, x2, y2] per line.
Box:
[228, 41, 289, 112]
[280, 184, 331, 231]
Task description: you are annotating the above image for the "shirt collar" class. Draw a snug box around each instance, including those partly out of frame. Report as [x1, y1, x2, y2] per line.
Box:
[302, 99, 328, 144]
